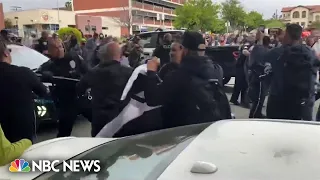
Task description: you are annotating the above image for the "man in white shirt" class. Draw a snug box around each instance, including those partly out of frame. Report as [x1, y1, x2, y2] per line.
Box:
[312, 30, 320, 59]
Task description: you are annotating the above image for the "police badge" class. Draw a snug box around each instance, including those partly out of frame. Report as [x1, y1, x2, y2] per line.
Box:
[69, 60, 76, 69]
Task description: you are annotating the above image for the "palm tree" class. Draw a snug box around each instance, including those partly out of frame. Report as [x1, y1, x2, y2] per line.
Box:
[65, 0, 72, 10]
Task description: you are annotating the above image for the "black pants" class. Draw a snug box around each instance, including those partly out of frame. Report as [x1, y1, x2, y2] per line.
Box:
[230, 72, 248, 104]
[249, 81, 267, 118]
[56, 99, 78, 137]
[267, 95, 314, 121]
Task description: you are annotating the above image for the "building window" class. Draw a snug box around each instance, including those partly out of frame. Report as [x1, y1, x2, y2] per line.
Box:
[91, 26, 97, 32]
[301, 22, 305, 27]
[302, 11, 306, 18]
[50, 24, 59, 31]
[102, 27, 108, 30]
[316, 15, 320, 21]
[296, 22, 300, 25]
[283, 14, 286, 17]
[292, 11, 300, 18]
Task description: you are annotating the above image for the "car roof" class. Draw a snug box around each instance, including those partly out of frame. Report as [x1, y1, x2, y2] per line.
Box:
[8, 44, 49, 69]
[158, 119, 320, 180]
[138, 30, 184, 35]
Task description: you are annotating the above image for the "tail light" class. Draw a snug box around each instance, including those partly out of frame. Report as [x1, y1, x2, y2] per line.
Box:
[232, 51, 239, 59]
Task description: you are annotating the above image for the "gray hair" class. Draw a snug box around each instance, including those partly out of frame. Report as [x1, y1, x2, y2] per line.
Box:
[97, 44, 112, 63]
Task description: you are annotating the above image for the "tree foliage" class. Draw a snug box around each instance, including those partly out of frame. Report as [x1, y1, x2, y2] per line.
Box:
[4, 18, 13, 28]
[210, 19, 226, 33]
[264, 19, 285, 28]
[221, 0, 246, 27]
[57, 27, 82, 43]
[174, 0, 221, 32]
[244, 11, 264, 30]
[310, 21, 320, 29]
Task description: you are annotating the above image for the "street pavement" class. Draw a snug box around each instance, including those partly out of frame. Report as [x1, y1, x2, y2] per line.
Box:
[35, 77, 320, 143]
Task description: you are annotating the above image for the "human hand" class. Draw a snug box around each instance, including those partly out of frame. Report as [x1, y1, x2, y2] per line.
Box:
[147, 57, 160, 72]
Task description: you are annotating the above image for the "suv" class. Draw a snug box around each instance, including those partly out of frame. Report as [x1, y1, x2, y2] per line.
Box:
[137, 30, 184, 60]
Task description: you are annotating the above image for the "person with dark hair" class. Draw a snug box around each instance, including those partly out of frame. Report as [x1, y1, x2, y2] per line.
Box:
[158, 40, 183, 79]
[127, 36, 143, 68]
[34, 31, 49, 56]
[85, 33, 99, 68]
[0, 30, 11, 44]
[153, 33, 173, 67]
[230, 37, 254, 108]
[0, 41, 47, 143]
[68, 35, 82, 57]
[99, 33, 104, 41]
[37, 38, 87, 137]
[272, 29, 284, 47]
[266, 24, 319, 120]
[145, 31, 231, 129]
[247, 35, 271, 118]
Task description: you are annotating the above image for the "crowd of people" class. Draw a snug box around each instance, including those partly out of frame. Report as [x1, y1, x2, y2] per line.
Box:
[231, 24, 320, 120]
[0, 24, 320, 165]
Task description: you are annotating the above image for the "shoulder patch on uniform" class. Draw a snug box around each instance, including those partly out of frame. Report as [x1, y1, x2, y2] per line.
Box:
[69, 60, 76, 69]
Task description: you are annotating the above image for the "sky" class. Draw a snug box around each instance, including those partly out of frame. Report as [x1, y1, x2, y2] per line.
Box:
[1, 0, 319, 18]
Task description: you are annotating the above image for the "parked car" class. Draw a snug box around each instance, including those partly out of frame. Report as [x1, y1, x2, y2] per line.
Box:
[206, 46, 239, 84]
[1, 119, 320, 180]
[8, 44, 58, 128]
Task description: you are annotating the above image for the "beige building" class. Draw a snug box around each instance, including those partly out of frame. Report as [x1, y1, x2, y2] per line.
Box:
[5, 9, 76, 37]
[281, 5, 320, 27]
[5, 9, 122, 38]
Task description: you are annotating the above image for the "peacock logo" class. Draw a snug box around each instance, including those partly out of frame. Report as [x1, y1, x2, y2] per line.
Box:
[9, 159, 31, 172]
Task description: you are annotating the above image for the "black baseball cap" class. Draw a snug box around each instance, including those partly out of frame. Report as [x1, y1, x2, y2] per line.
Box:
[182, 31, 206, 51]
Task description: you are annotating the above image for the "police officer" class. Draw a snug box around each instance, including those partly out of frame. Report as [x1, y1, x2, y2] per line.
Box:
[35, 31, 49, 56]
[230, 39, 253, 108]
[248, 36, 271, 118]
[37, 38, 87, 137]
[153, 33, 173, 66]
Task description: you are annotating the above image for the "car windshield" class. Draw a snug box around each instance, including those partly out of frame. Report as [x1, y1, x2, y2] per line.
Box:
[8, 44, 48, 70]
[36, 123, 210, 180]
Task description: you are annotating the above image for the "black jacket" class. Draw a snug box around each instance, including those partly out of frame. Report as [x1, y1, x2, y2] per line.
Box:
[35, 37, 48, 55]
[145, 56, 223, 129]
[153, 43, 171, 66]
[158, 62, 179, 80]
[37, 54, 87, 102]
[76, 61, 133, 129]
[266, 45, 319, 97]
[0, 62, 47, 142]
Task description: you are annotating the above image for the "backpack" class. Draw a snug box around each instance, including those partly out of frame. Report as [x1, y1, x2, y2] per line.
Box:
[188, 74, 232, 123]
[282, 46, 315, 100]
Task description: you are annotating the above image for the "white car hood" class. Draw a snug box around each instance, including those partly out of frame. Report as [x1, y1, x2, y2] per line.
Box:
[0, 137, 116, 180]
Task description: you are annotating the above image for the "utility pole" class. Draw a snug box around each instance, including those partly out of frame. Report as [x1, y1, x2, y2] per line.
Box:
[57, 0, 60, 26]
